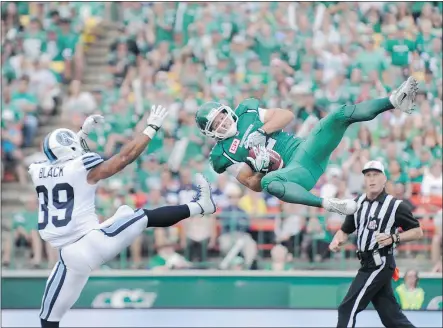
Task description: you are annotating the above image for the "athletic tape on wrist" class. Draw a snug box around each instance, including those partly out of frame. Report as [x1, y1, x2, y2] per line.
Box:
[258, 128, 268, 136]
[77, 129, 88, 139]
[143, 126, 157, 139]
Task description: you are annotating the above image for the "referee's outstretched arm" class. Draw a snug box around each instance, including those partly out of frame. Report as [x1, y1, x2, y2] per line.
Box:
[329, 199, 358, 252]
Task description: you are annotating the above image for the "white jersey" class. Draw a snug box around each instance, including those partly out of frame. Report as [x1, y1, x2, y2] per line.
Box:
[28, 153, 104, 248]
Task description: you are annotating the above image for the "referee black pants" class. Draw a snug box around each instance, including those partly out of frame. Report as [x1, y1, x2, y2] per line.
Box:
[337, 254, 415, 328]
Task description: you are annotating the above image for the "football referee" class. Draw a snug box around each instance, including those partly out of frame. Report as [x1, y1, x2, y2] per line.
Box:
[329, 160, 423, 328]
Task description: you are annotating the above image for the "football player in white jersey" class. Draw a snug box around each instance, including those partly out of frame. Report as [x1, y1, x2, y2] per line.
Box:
[28, 105, 216, 328]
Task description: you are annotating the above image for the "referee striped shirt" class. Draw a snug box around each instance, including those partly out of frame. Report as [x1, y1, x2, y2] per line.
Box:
[341, 190, 419, 252]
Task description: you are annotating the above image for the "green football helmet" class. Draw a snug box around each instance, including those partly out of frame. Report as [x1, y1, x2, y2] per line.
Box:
[195, 101, 238, 140]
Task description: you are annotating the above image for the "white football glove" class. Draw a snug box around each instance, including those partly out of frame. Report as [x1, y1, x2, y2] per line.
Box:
[78, 114, 105, 139]
[246, 145, 270, 173]
[144, 105, 169, 138]
[244, 128, 268, 149]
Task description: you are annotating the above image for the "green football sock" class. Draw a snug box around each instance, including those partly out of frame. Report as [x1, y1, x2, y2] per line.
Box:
[348, 97, 394, 122]
[266, 181, 323, 208]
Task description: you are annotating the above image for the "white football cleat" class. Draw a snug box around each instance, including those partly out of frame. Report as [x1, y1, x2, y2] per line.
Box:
[322, 198, 358, 216]
[192, 173, 216, 215]
[389, 76, 419, 114]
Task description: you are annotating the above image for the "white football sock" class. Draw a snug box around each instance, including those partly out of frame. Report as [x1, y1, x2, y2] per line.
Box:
[187, 202, 203, 216]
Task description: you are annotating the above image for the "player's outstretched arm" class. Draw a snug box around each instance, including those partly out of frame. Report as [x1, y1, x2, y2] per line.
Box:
[236, 163, 264, 192]
[260, 108, 295, 134]
[245, 108, 294, 148]
[87, 105, 168, 184]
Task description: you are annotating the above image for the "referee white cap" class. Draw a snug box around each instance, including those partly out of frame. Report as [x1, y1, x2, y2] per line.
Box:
[362, 160, 385, 175]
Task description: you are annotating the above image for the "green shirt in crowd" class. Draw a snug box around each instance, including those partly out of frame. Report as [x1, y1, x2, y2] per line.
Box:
[13, 210, 37, 233]
[384, 38, 416, 67]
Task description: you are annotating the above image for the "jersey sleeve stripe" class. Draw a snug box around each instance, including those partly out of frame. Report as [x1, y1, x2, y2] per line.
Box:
[82, 153, 103, 168]
[82, 153, 101, 162]
[82, 155, 96, 161]
[83, 157, 102, 165]
[222, 152, 239, 164]
[84, 158, 104, 170]
[84, 158, 103, 166]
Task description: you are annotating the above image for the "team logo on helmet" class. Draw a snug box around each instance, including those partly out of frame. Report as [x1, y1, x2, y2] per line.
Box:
[56, 131, 75, 146]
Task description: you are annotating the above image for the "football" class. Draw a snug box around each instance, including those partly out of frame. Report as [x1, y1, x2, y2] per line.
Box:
[248, 148, 284, 172]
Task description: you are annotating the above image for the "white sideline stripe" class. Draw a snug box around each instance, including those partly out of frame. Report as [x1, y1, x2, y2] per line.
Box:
[3, 269, 441, 279]
[4, 309, 443, 328]
[347, 257, 386, 328]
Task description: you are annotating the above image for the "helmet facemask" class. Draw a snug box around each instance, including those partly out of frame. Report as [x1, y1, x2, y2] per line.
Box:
[79, 137, 91, 153]
[204, 105, 238, 140]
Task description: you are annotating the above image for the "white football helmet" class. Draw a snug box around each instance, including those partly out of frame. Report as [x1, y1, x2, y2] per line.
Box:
[42, 128, 85, 163]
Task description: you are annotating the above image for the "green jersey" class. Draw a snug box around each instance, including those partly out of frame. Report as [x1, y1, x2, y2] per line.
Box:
[209, 98, 302, 174]
[384, 38, 416, 67]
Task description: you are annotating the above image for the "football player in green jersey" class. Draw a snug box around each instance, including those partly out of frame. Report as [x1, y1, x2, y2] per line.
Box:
[195, 77, 418, 215]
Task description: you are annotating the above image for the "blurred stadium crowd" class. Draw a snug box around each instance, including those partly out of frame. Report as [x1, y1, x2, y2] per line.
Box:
[1, 2, 442, 272]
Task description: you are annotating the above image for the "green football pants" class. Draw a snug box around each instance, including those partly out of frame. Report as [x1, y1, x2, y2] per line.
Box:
[260, 105, 351, 192]
[261, 99, 392, 193]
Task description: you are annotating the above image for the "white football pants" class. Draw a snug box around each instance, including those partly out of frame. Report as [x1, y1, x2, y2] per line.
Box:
[39, 206, 147, 322]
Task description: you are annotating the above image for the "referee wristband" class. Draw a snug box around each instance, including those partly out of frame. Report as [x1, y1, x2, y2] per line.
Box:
[391, 233, 400, 244]
[143, 125, 159, 139]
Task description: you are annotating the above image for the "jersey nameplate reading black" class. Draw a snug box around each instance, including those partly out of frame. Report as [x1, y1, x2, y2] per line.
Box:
[39, 166, 64, 179]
